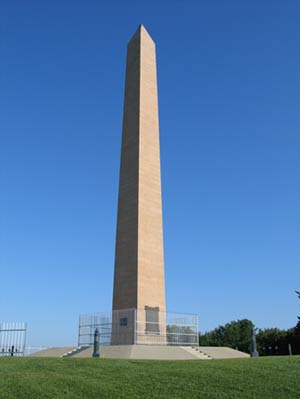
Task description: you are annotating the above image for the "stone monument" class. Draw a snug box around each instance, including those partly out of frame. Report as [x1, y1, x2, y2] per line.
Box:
[34, 25, 252, 360]
[112, 24, 166, 344]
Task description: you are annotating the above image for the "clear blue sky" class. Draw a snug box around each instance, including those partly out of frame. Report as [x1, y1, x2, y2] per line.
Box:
[1, 1, 299, 347]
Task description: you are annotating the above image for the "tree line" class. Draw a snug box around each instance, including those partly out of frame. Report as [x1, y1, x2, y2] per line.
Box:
[198, 291, 300, 355]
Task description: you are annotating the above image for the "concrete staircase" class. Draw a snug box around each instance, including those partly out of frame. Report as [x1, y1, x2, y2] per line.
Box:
[62, 346, 87, 358]
[196, 346, 250, 359]
[30, 347, 77, 358]
[184, 346, 212, 359]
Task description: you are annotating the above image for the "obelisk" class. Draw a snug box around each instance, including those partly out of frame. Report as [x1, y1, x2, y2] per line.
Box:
[112, 25, 166, 342]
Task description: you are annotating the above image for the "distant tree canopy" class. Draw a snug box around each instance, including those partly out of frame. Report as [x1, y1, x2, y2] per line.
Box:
[199, 293, 300, 356]
[199, 319, 254, 353]
[296, 291, 300, 330]
[257, 327, 300, 356]
[295, 291, 300, 339]
[199, 318, 300, 356]
[166, 325, 196, 345]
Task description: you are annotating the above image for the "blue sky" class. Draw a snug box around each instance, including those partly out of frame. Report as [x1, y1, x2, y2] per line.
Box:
[1, 1, 299, 347]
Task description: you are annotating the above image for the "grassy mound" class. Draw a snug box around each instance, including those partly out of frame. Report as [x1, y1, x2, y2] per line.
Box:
[0, 356, 299, 398]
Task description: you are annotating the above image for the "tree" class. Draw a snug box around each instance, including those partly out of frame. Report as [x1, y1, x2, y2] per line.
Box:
[256, 327, 300, 356]
[199, 319, 254, 353]
[296, 290, 300, 301]
[295, 291, 300, 331]
[256, 328, 287, 356]
[167, 325, 197, 345]
[199, 313, 300, 356]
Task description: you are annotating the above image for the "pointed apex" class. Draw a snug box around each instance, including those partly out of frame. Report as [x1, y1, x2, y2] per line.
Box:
[129, 24, 155, 45]
[138, 24, 148, 32]
[139, 24, 154, 40]
[136, 23, 146, 33]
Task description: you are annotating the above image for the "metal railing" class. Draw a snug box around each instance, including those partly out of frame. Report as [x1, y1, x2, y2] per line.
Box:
[0, 322, 27, 357]
[78, 309, 198, 347]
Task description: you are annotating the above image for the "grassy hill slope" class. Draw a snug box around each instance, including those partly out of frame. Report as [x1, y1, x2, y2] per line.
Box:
[0, 356, 299, 398]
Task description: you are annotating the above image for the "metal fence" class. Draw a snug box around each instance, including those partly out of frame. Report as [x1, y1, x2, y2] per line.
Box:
[0, 322, 27, 357]
[78, 309, 198, 347]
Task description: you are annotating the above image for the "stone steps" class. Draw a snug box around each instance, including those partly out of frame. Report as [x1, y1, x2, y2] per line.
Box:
[30, 347, 77, 358]
[196, 346, 250, 359]
[62, 346, 87, 358]
[184, 346, 212, 359]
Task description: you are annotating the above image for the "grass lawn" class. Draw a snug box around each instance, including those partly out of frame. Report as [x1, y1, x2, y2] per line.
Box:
[0, 356, 299, 399]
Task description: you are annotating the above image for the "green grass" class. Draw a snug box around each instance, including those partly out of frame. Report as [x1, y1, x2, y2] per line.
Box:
[0, 356, 299, 399]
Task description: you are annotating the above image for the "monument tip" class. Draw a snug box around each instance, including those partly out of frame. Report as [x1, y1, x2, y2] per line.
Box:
[131, 24, 154, 43]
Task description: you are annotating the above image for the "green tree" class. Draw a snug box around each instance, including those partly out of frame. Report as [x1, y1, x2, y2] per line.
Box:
[167, 325, 197, 345]
[296, 291, 300, 330]
[256, 328, 287, 356]
[199, 319, 254, 353]
[295, 291, 300, 321]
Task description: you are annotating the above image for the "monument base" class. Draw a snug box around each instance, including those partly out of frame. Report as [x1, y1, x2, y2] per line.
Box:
[73, 345, 209, 360]
[31, 345, 250, 360]
[72, 345, 250, 360]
